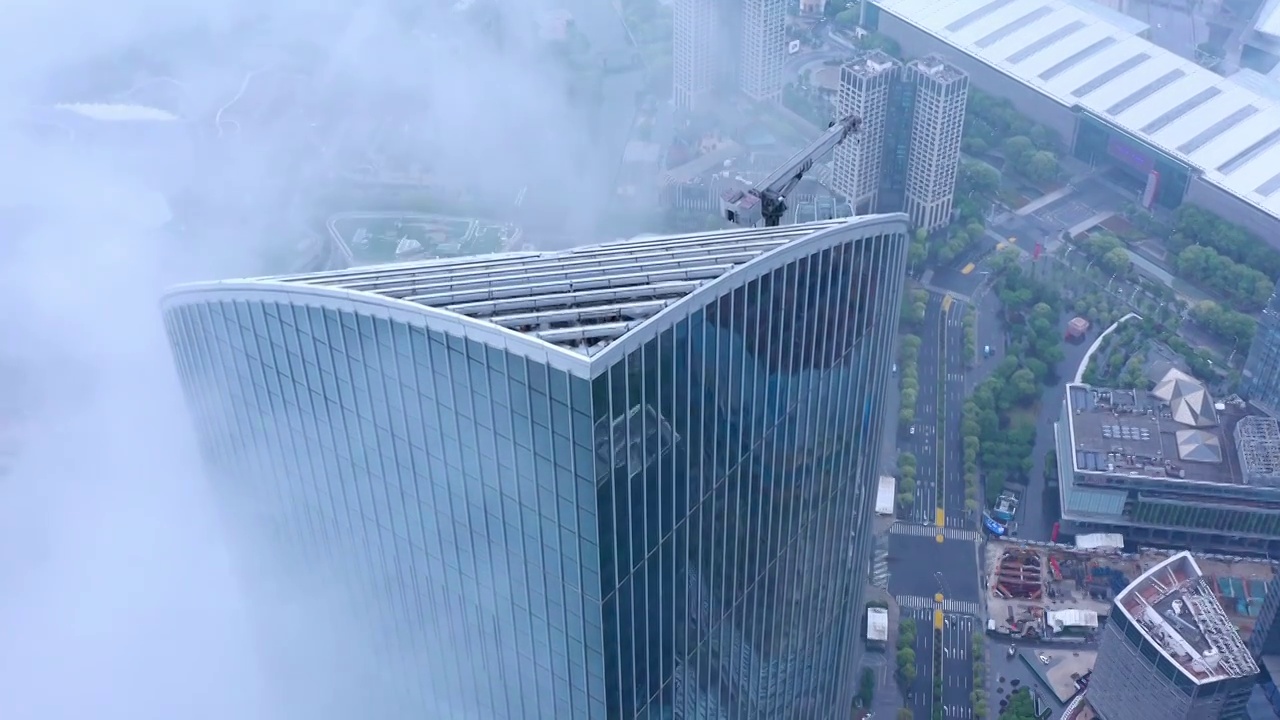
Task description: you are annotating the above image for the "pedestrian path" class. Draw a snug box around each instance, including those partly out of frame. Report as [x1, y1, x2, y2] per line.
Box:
[895, 594, 982, 616]
[890, 523, 980, 541]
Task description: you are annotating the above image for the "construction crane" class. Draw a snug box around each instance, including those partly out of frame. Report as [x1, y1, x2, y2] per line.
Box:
[720, 115, 862, 228]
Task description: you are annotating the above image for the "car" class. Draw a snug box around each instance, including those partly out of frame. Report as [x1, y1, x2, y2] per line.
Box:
[909, 425, 916, 435]
[1039, 654, 1050, 665]
[892, 363, 898, 374]
[983, 345, 993, 358]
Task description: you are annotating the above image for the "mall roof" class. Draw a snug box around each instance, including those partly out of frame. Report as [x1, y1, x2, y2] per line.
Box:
[1116, 552, 1257, 684]
[272, 220, 859, 356]
[873, 0, 1280, 218]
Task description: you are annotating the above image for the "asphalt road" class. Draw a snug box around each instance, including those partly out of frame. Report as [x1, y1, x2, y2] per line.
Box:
[941, 299, 968, 524]
[907, 293, 944, 521]
[941, 614, 979, 720]
[887, 534, 981, 601]
[904, 606, 937, 720]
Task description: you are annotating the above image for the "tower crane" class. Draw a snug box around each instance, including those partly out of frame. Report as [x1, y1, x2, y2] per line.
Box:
[720, 115, 862, 228]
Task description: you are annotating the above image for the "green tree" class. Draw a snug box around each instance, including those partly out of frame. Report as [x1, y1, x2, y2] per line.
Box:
[1000, 688, 1037, 719]
[1101, 246, 1131, 274]
[835, 8, 858, 28]
[1022, 150, 1059, 184]
[897, 708, 914, 720]
[900, 618, 917, 642]
[1001, 136, 1035, 166]
[958, 158, 1001, 198]
[857, 667, 876, 706]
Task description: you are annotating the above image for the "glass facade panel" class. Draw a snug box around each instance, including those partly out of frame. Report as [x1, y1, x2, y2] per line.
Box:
[593, 234, 903, 719]
[163, 221, 906, 719]
[165, 299, 598, 719]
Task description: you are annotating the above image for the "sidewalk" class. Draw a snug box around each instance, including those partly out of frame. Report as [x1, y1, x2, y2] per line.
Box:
[865, 583, 909, 719]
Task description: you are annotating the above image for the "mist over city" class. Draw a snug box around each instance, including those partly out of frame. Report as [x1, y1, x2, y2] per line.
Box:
[8, 0, 1280, 719]
[0, 0, 627, 717]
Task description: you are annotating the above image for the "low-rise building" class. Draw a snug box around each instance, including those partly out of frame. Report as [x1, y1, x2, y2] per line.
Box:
[1055, 376, 1280, 555]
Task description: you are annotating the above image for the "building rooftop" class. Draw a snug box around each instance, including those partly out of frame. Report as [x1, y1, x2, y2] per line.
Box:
[1064, 382, 1252, 485]
[842, 49, 901, 80]
[1235, 415, 1280, 487]
[873, 0, 1280, 222]
[1116, 551, 1258, 684]
[265, 219, 865, 357]
[906, 53, 967, 84]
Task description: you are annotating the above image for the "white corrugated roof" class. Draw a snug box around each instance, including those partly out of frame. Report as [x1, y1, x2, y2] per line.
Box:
[875, 0, 1280, 219]
[867, 607, 889, 641]
[875, 475, 896, 515]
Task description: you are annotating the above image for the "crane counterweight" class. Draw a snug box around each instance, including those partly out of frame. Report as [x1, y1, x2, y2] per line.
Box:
[720, 115, 862, 228]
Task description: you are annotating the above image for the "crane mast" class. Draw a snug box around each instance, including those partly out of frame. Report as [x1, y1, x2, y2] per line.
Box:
[720, 115, 862, 228]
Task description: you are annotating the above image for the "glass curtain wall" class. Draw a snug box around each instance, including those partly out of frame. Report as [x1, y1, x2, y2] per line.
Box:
[162, 223, 905, 720]
[594, 233, 903, 719]
[164, 299, 601, 719]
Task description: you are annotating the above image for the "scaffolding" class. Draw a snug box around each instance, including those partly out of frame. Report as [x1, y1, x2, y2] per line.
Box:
[1235, 415, 1280, 487]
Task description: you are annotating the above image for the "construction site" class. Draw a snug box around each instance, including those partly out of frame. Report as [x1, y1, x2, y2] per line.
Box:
[983, 539, 1274, 643]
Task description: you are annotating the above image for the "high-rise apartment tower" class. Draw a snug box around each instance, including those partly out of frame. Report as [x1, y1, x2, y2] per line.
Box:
[1243, 279, 1280, 417]
[831, 51, 900, 214]
[738, 0, 785, 103]
[672, 0, 719, 111]
[163, 216, 910, 719]
[1086, 552, 1258, 720]
[902, 55, 967, 232]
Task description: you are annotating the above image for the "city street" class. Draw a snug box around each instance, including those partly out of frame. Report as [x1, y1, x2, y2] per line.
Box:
[941, 297, 968, 524]
[886, 532, 981, 603]
[897, 608, 980, 720]
[902, 606, 937, 720]
[905, 292, 945, 520]
[941, 614, 979, 720]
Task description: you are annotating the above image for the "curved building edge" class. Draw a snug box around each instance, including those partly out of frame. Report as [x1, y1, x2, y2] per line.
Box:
[160, 279, 594, 378]
[589, 213, 911, 373]
[160, 213, 909, 380]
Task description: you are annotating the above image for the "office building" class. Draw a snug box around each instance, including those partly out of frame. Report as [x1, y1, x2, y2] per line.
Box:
[1055, 379, 1280, 555]
[866, 0, 1280, 244]
[1086, 552, 1257, 720]
[672, 0, 719, 111]
[831, 51, 900, 213]
[901, 55, 968, 232]
[739, 0, 785, 103]
[1243, 279, 1280, 417]
[162, 216, 910, 719]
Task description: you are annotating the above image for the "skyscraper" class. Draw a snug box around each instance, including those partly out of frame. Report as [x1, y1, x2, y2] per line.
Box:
[672, 0, 719, 111]
[163, 216, 909, 719]
[1086, 552, 1257, 720]
[831, 51, 900, 214]
[738, 0, 785, 103]
[901, 55, 967, 232]
[1243, 279, 1280, 417]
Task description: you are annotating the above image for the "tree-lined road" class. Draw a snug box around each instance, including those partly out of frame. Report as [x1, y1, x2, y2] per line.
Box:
[941, 296, 968, 526]
[906, 293, 944, 520]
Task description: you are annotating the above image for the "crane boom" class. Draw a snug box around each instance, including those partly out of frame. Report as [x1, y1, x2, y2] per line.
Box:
[720, 115, 862, 228]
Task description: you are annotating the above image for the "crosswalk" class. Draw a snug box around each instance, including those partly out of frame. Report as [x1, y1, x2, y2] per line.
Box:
[871, 538, 890, 588]
[890, 523, 980, 541]
[895, 594, 981, 616]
